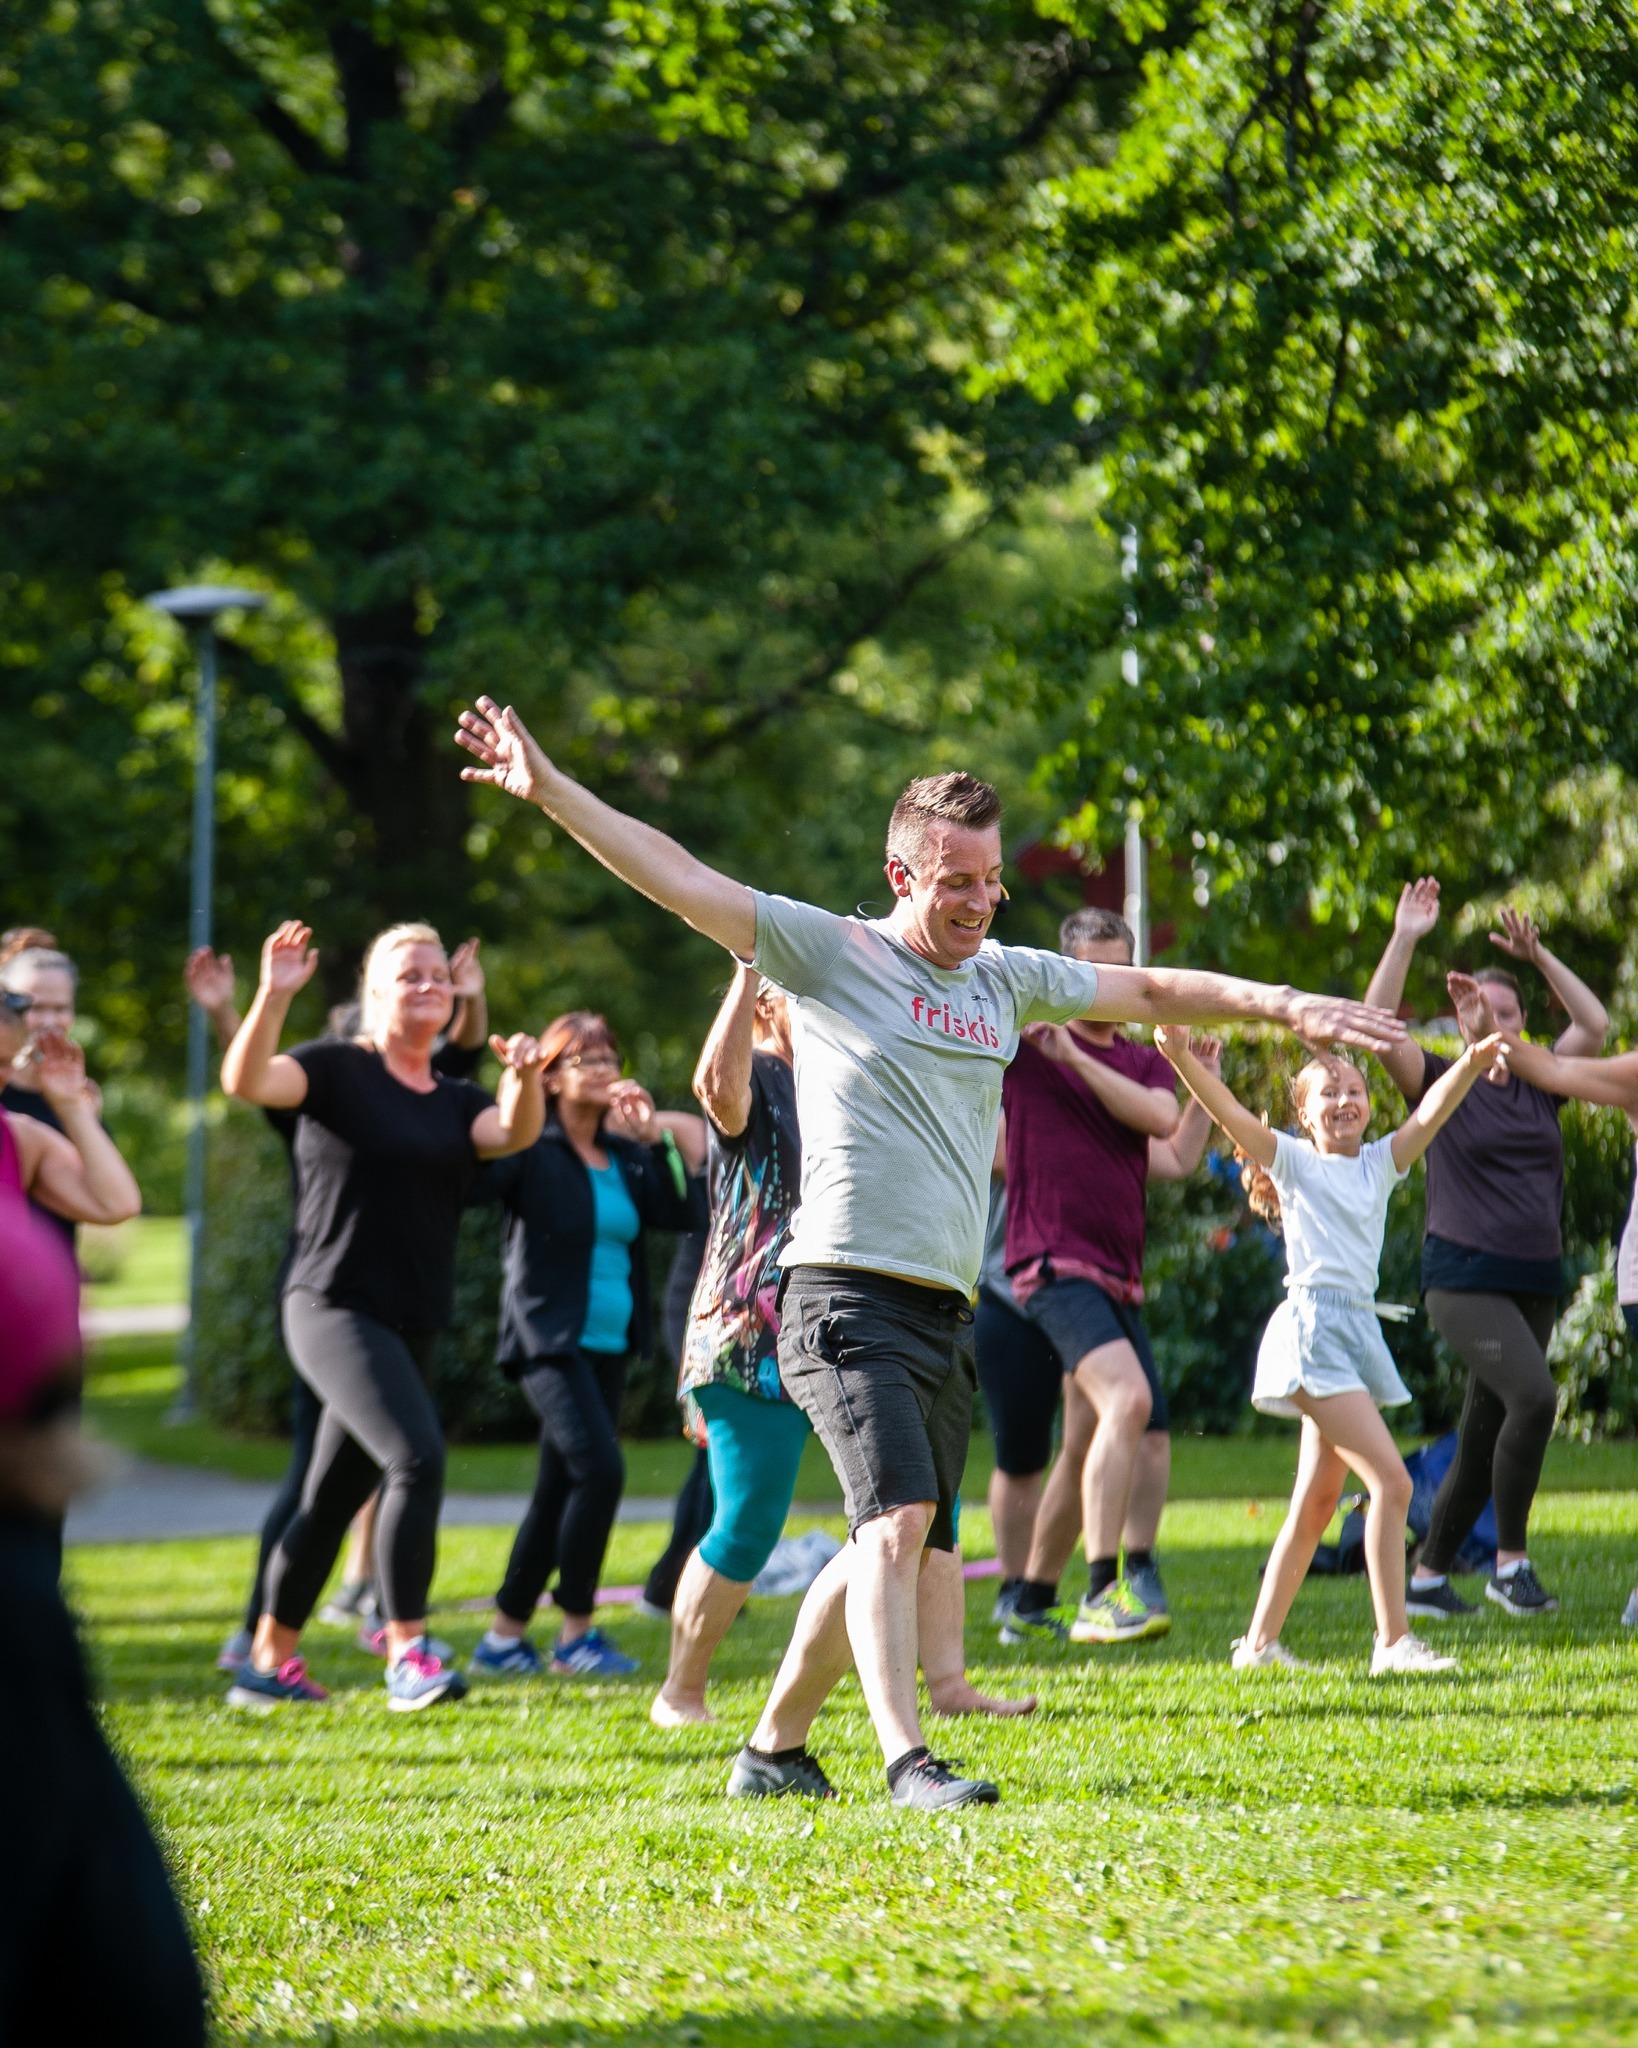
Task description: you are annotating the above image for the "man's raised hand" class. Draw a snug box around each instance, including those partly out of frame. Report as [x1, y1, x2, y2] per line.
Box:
[1395, 876, 1441, 942]
[456, 698, 552, 805]
[260, 922, 319, 997]
[1281, 991, 1406, 1053]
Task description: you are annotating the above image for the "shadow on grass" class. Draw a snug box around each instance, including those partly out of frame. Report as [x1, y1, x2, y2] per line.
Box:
[243, 1985, 1638, 2047]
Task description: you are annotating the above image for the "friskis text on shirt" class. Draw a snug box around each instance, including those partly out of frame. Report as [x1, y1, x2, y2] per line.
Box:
[909, 994, 1001, 1049]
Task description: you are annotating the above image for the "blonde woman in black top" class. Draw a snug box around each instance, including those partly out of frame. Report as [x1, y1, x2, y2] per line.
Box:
[222, 920, 546, 1711]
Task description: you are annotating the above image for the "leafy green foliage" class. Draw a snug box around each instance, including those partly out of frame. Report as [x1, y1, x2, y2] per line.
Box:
[995, 2, 1638, 975]
[1552, 1251, 1638, 1443]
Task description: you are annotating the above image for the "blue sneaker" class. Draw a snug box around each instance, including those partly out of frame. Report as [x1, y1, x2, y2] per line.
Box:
[216, 1627, 252, 1674]
[468, 1634, 545, 1679]
[226, 1656, 330, 1709]
[385, 1640, 467, 1712]
[550, 1628, 639, 1678]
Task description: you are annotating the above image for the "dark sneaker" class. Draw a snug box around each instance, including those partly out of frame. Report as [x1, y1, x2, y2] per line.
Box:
[1125, 1558, 1170, 1622]
[999, 1602, 1071, 1646]
[889, 1754, 1000, 1811]
[1406, 1576, 1477, 1620]
[726, 1746, 837, 1801]
[226, 1656, 330, 1709]
[1069, 1584, 1153, 1645]
[1485, 1562, 1559, 1616]
[990, 1580, 1022, 1628]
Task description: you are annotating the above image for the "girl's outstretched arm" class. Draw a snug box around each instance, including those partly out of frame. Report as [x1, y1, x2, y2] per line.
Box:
[1389, 1033, 1505, 1173]
[1153, 1027, 1276, 1169]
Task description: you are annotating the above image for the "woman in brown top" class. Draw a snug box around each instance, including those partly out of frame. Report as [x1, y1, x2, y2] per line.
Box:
[1365, 879, 1608, 1619]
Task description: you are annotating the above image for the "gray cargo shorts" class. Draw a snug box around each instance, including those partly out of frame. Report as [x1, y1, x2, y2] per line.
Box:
[776, 1264, 975, 1552]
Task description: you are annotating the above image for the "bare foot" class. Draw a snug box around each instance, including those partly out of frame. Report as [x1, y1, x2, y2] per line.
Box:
[650, 1689, 715, 1728]
[927, 1678, 1038, 1719]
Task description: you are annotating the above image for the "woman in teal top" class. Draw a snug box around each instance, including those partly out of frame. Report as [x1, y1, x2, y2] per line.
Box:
[471, 1012, 704, 1680]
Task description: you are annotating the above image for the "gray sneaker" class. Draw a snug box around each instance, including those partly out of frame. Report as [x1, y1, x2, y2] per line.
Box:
[726, 1745, 837, 1801]
[1125, 1558, 1170, 1622]
[1622, 1589, 1638, 1630]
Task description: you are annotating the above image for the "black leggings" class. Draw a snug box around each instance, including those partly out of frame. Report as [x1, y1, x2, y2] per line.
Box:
[496, 1351, 626, 1623]
[265, 1292, 444, 1629]
[641, 1444, 715, 1611]
[243, 1370, 324, 1634]
[1422, 1288, 1559, 1567]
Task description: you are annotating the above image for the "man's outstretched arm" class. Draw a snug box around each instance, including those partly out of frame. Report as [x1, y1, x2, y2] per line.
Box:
[1086, 963, 1406, 1056]
[456, 697, 757, 957]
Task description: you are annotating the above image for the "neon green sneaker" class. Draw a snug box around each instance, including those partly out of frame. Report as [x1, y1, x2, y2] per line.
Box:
[999, 1602, 1074, 1646]
[1069, 1581, 1165, 1645]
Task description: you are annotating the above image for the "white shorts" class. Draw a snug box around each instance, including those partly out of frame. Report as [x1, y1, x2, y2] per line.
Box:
[1252, 1286, 1412, 1420]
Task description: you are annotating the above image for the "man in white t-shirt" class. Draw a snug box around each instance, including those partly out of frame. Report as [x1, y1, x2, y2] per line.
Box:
[454, 695, 1405, 1809]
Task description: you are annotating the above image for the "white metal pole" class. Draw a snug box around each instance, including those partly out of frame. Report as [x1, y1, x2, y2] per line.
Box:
[1120, 527, 1148, 966]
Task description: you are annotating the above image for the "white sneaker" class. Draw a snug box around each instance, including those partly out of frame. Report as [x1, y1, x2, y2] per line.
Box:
[1231, 1635, 1309, 1671]
[1370, 1631, 1457, 1676]
[1621, 1589, 1638, 1630]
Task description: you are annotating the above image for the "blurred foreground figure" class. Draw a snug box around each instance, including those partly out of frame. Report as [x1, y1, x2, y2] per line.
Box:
[0, 1199, 206, 2045]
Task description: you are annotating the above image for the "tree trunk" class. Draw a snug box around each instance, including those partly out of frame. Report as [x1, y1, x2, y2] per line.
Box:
[318, 602, 475, 991]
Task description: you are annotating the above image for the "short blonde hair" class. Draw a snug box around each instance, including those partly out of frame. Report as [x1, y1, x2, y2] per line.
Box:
[358, 923, 445, 1039]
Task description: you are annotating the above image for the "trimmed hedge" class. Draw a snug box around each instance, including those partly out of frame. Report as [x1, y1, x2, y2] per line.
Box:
[192, 1039, 1636, 1442]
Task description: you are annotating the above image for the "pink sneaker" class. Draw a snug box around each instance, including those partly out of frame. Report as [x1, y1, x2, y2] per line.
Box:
[385, 1639, 467, 1712]
[226, 1656, 330, 1709]
[358, 1622, 455, 1661]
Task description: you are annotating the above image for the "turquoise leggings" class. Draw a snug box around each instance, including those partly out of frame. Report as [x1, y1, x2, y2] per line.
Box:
[695, 1382, 811, 1585]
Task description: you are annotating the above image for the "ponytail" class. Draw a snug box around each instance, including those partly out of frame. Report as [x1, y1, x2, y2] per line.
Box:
[1236, 1145, 1282, 1233]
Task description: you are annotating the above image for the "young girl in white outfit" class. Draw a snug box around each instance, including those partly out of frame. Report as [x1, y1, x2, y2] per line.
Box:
[1155, 1025, 1503, 1675]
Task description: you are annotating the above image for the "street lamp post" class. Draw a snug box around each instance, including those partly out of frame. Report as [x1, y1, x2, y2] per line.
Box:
[144, 584, 267, 1422]
[1119, 527, 1148, 967]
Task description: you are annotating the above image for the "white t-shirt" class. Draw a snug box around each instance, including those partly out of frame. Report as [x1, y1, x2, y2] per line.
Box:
[1618, 1141, 1638, 1308]
[1266, 1130, 1408, 1300]
[751, 893, 1102, 1295]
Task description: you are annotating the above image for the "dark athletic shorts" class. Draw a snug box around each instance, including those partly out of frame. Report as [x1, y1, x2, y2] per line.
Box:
[1024, 1276, 1169, 1433]
[777, 1265, 975, 1553]
[975, 1286, 1064, 1477]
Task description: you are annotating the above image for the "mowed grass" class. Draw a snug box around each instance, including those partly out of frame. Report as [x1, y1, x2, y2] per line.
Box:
[74, 1477, 1638, 2048]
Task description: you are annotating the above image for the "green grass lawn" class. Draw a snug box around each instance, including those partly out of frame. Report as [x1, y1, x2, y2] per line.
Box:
[78, 1486, 1638, 2047]
[84, 1332, 1638, 1509]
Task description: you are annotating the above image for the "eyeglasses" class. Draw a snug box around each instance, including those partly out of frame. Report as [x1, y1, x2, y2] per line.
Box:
[562, 1050, 620, 1070]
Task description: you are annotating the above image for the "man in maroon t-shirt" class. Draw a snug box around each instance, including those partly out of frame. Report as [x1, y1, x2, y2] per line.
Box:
[999, 908, 1215, 1648]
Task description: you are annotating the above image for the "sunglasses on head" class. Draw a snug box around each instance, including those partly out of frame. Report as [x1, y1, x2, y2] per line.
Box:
[0, 991, 30, 1017]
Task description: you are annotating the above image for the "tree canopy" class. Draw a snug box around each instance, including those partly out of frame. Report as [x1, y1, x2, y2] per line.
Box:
[5, 0, 1637, 1121]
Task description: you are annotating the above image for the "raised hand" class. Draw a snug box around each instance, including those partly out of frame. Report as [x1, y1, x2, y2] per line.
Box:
[449, 937, 484, 999]
[456, 697, 553, 805]
[31, 1028, 92, 1112]
[1394, 876, 1441, 942]
[184, 946, 236, 1013]
[260, 921, 319, 998]
[1489, 905, 1543, 967]
[1282, 992, 1406, 1053]
[488, 1031, 545, 1077]
[1445, 972, 1504, 1079]
[1192, 1033, 1223, 1079]
[1153, 1024, 1191, 1064]
[604, 1079, 659, 1141]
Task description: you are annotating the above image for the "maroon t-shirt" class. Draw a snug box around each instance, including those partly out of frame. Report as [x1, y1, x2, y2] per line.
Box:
[1002, 1028, 1177, 1298]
